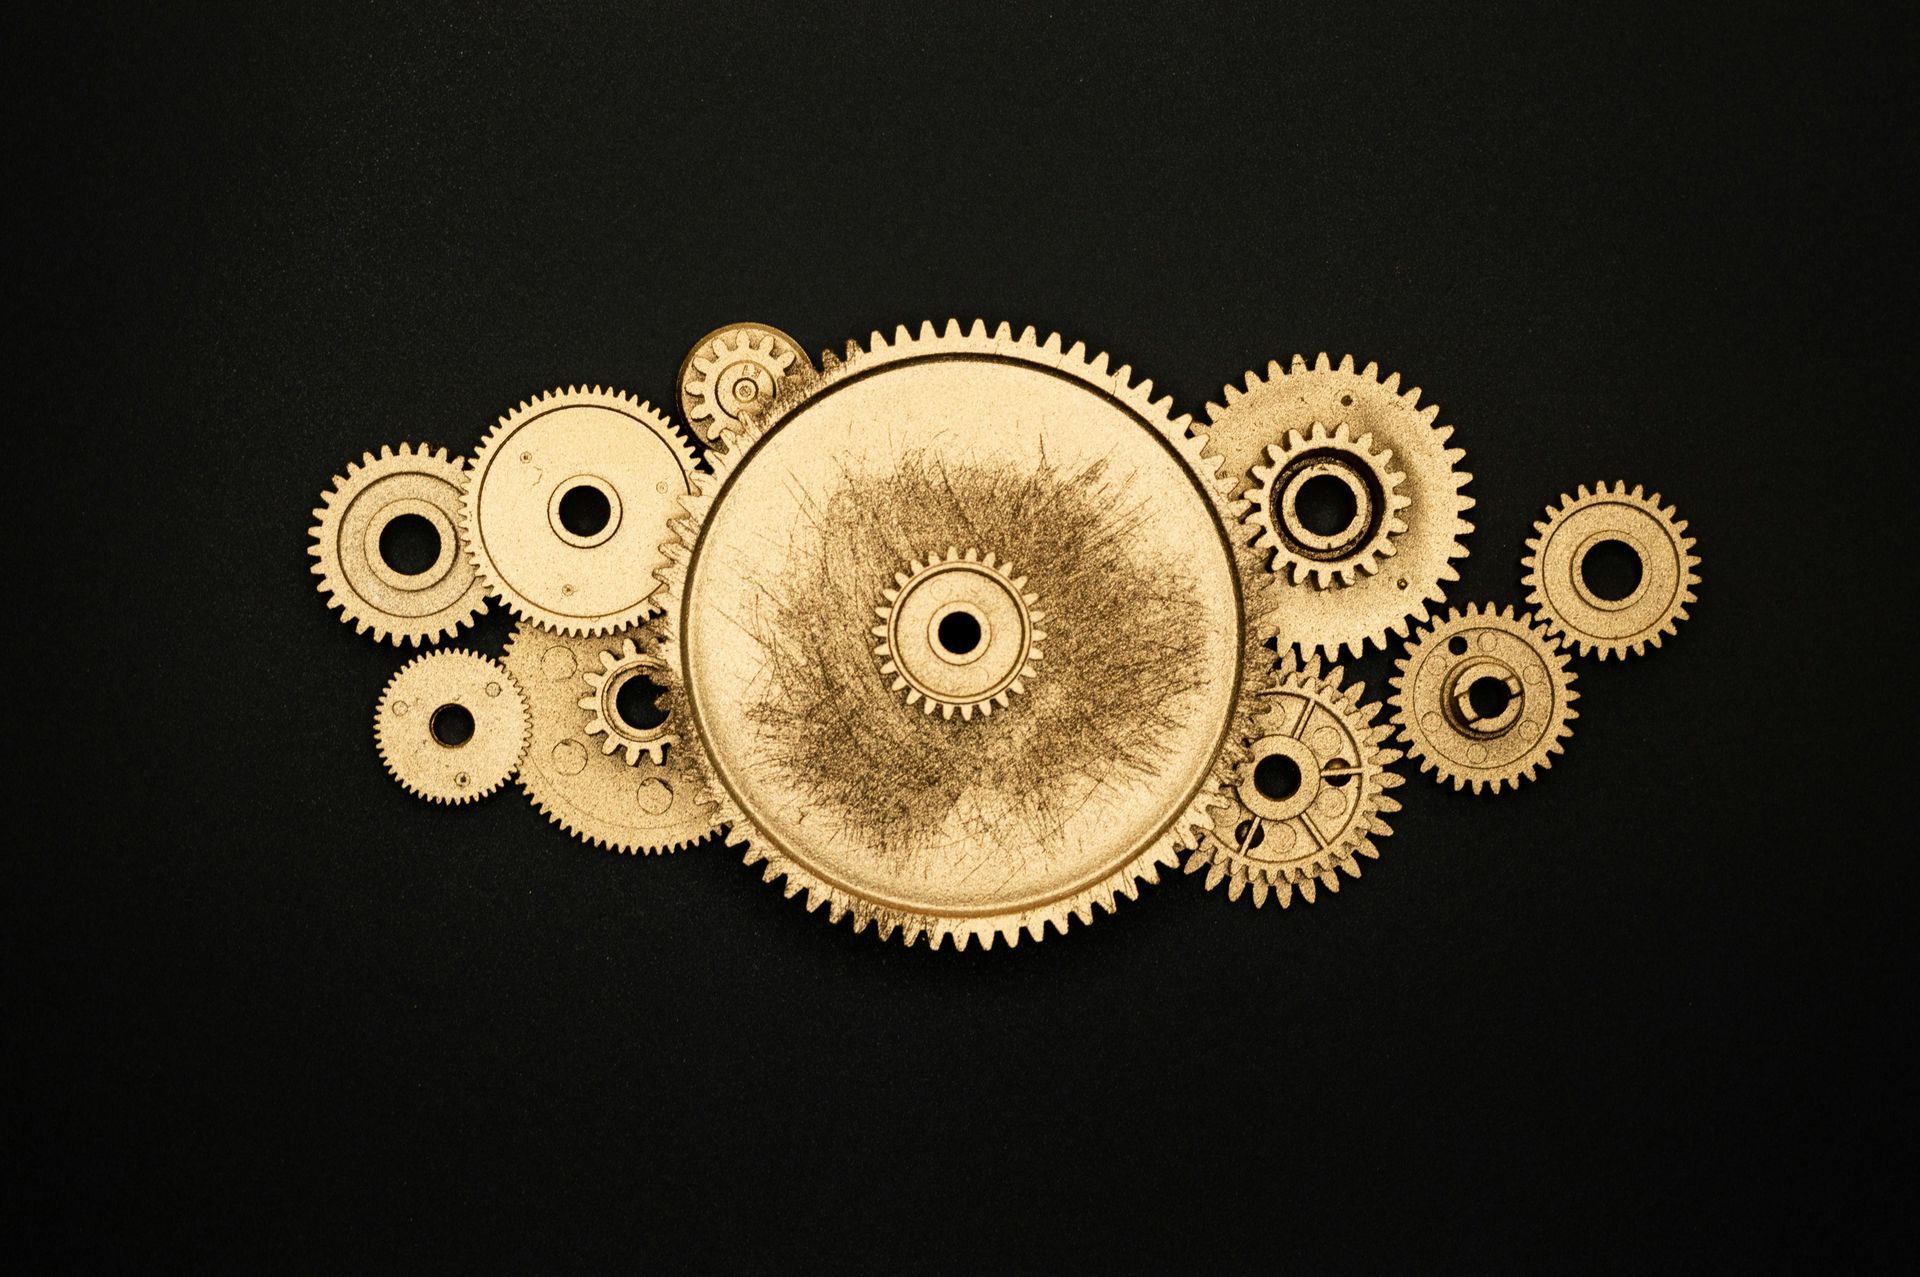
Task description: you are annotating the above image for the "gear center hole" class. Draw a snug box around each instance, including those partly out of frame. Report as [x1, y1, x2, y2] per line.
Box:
[1253, 754, 1303, 802]
[1295, 473, 1360, 537]
[430, 702, 475, 747]
[614, 673, 669, 733]
[557, 484, 613, 537]
[936, 609, 983, 656]
[1580, 538, 1644, 602]
[1467, 676, 1513, 720]
[378, 513, 442, 576]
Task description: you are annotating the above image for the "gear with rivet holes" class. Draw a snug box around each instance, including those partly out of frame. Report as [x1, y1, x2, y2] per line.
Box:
[1186, 656, 1403, 909]
[310, 443, 489, 645]
[462, 387, 700, 635]
[1390, 604, 1577, 794]
[375, 650, 530, 803]
[1522, 482, 1699, 660]
[505, 621, 719, 853]
[678, 323, 814, 443]
[580, 636, 676, 765]
[1196, 353, 1474, 658]
[1246, 420, 1412, 588]
[874, 548, 1046, 720]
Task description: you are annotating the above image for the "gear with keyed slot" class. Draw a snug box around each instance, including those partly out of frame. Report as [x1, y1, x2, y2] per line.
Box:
[1522, 482, 1699, 660]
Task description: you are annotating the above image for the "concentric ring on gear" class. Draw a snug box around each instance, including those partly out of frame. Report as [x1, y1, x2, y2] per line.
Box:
[678, 323, 812, 443]
[1247, 422, 1410, 588]
[374, 650, 529, 804]
[1523, 482, 1699, 660]
[874, 548, 1045, 719]
[580, 636, 676, 765]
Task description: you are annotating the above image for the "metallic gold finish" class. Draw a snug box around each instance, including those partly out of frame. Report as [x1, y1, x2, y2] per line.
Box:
[1390, 604, 1577, 794]
[505, 620, 718, 853]
[874, 548, 1046, 720]
[463, 387, 700, 635]
[658, 319, 1250, 949]
[1522, 482, 1699, 660]
[1247, 421, 1411, 588]
[678, 323, 814, 443]
[1187, 657, 1403, 908]
[1197, 354, 1474, 658]
[374, 650, 529, 804]
[580, 636, 675, 765]
[310, 443, 488, 645]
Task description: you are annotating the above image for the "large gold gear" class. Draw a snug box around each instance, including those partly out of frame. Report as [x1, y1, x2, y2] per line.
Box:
[309, 443, 489, 645]
[658, 319, 1254, 949]
[462, 387, 700, 635]
[1390, 604, 1577, 794]
[504, 621, 719, 854]
[1186, 657, 1403, 908]
[374, 650, 530, 804]
[1522, 482, 1700, 660]
[874, 547, 1046, 720]
[677, 323, 814, 443]
[1196, 353, 1474, 658]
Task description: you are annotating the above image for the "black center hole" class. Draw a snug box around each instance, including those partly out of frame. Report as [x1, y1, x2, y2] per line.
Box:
[1581, 538, 1643, 601]
[1253, 754, 1302, 801]
[430, 703, 475, 746]
[1467, 677, 1513, 719]
[557, 484, 612, 537]
[937, 610, 982, 655]
[614, 674, 669, 732]
[1295, 474, 1358, 536]
[378, 513, 441, 575]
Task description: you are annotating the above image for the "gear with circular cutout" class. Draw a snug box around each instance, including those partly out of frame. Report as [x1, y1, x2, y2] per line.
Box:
[505, 621, 719, 853]
[462, 387, 700, 635]
[1522, 481, 1699, 660]
[310, 443, 489, 645]
[374, 650, 530, 804]
[874, 548, 1046, 720]
[1246, 420, 1411, 588]
[678, 323, 813, 443]
[580, 635, 676, 765]
[1196, 353, 1474, 658]
[1186, 657, 1403, 908]
[1390, 604, 1577, 795]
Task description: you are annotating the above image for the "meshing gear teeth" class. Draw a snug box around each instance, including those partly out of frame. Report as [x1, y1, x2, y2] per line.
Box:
[1390, 604, 1577, 794]
[1186, 657, 1403, 908]
[873, 547, 1046, 720]
[310, 443, 488, 645]
[374, 650, 530, 804]
[677, 322, 814, 443]
[1522, 481, 1700, 660]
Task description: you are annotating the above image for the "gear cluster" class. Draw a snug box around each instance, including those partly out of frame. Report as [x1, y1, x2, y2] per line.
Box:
[310, 319, 1701, 946]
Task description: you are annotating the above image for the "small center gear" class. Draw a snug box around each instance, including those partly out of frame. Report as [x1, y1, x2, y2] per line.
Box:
[1246, 421, 1411, 588]
[1523, 482, 1700, 659]
[874, 548, 1045, 719]
[374, 650, 530, 803]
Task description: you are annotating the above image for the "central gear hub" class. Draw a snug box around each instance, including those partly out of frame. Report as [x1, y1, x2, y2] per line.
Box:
[1246, 421, 1410, 588]
[874, 548, 1044, 719]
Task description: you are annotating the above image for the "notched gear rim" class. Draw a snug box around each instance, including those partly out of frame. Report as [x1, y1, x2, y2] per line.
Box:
[655, 317, 1263, 950]
[1521, 481, 1700, 660]
[374, 649, 531, 805]
[872, 546, 1047, 720]
[309, 442, 489, 646]
[1245, 420, 1412, 588]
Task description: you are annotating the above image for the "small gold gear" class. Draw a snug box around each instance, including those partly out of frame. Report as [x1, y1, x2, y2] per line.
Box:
[505, 621, 719, 854]
[309, 443, 488, 645]
[580, 636, 675, 765]
[678, 323, 814, 443]
[462, 387, 700, 635]
[374, 650, 530, 804]
[1390, 604, 1577, 794]
[873, 548, 1045, 720]
[1245, 421, 1411, 588]
[1186, 657, 1403, 908]
[1522, 482, 1700, 660]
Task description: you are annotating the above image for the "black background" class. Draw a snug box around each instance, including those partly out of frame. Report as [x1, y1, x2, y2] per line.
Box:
[16, 3, 1904, 1269]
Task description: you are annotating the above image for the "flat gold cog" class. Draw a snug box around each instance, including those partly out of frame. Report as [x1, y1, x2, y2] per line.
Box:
[1245, 420, 1411, 588]
[374, 650, 529, 804]
[1523, 481, 1700, 660]
[678, 323, 813, 443]
[873, 548, 1045, 720]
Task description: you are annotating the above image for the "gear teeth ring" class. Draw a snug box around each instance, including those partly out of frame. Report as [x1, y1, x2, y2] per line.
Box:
[1522, 481, 1700, 660]
[678, 322, 814, 443]
[374, 650, 530, 804]
[1245, 420, 1412, 588]
[872, 547, 1046, 720]
[579, 636, 676, 765]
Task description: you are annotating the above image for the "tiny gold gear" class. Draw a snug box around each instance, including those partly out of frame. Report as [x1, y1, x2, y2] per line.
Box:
[1522, 481, 1700, 660]
[1245, 421, 1412, 588]
[580, 636, 675, 765]
[1389, 604, 1578, 794]
[678, 323, 813, 443]
[374, 650, 530, 804]
[873, 548, 1046, 720]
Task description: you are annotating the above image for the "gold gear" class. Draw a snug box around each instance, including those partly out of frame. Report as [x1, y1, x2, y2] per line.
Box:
[678, 323, 814, 443]
[462, 387, 700, 635]
[309, 443, 488, 645]
[1185, 657, 1403, 908]
[1522, 482, 1699, 660]
[1245, 420, 1411, 588]
[658, 318, 1256, 949]
[1195, 353, 1474, 658]
[579, 636, 675, 765]
[505, 621, 719, 854]
[374, 650, 529, 804]
[1390, 604, 1577, 794]
[874, 548, 1046, 720]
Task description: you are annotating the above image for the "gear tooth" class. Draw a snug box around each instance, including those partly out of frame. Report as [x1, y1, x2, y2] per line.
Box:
[1336, 353, 1354, 373]
[1250, 879, 1271, 908]
[1298, 877, 1317, 904]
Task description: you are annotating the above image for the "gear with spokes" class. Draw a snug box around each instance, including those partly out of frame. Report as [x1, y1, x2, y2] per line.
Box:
[310, 443, 489, 645]
[1390, 604, 1577, 794]
[873, 547, 1045, 720]
[1523, 481, 1700, 660]
[657, 318, 1257, 949]
[462, 387, 700, 635]
[579, 635, 676, 765]
[678, 323, 813, 443]
[1196, 353, 1474, 658]
[1246, 420, 1412, 588]
[1186, 657, 1403, 908]
[374, 650, 529, 804]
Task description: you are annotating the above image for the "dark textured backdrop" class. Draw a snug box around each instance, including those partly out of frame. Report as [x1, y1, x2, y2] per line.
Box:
[16, 2, 1902, 1269]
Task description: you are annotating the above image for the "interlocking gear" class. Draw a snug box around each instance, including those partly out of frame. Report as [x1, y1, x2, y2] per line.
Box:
[374, 650, 529, 804]
[1246, 421, 1411, 588]
[678, 323, 813, 443]
[310, 443, 488, 645]
[504, 621, 719, 853]
[1187, 657, 1403, 908]
[462, 387, 700, 635]
[1390, 604, 1577, 794]
[580, 636, 675, 765]
[1522, 482, 1699, 660]
[1196, 353, 1474, 658]
[874, 548, 1045, 719]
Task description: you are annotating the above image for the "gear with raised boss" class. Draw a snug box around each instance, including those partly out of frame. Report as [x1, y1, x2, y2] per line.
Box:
[874, 547, 1046, 720]
[1523, 481, 1700, 660]
[1247, 420, 1412, 588]
[678, 323, 814, 444]
[374, 649, 530, 803]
